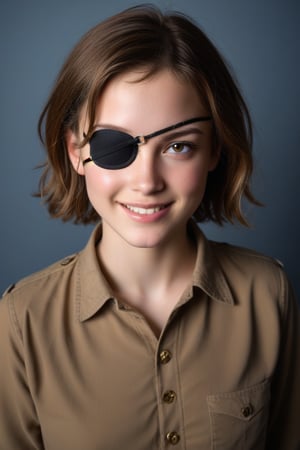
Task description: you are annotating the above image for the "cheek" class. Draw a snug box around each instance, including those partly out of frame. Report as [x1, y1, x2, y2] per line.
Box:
[84, 168, 119, 202]
[174, 165, 209, 197]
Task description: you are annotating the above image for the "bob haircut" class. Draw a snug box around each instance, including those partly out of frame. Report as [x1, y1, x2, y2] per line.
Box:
[37, 4, 260, 225]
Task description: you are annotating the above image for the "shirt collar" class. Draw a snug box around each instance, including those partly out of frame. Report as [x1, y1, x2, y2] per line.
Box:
[77, 221, 234, 322]
[77, 224, 114, 322]
[188, 220, 234, 305]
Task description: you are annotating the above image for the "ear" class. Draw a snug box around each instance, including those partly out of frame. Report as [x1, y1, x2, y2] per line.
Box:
[65, 129, 85, 175]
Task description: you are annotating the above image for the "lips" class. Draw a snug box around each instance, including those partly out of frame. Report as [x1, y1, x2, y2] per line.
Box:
[124, 204, 167, 215]
[120, 202, 172, 220]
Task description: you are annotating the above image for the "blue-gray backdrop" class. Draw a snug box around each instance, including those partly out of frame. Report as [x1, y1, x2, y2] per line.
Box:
[1, 0, 299, 299]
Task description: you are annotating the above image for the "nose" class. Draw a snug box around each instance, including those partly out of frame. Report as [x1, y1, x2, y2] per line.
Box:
[129, 145, 165, 194]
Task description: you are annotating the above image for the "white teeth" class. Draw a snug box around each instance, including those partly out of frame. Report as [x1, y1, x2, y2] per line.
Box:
[125, 205, 164, 215]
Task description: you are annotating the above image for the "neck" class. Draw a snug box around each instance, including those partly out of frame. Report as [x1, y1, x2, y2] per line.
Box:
[97, 224, 196, 303]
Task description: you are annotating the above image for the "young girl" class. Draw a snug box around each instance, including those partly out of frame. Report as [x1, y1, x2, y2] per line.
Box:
[0, 5, 299, 449]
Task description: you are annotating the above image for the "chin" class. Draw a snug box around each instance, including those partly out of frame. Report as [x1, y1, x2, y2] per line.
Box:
[121, 230, 170, 249]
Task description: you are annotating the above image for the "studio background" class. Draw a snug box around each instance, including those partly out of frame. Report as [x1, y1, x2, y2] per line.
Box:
[1, 0, 299, 299]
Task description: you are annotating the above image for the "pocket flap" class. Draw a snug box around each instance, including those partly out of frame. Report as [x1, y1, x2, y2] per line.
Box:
[207, 379, 270, 422]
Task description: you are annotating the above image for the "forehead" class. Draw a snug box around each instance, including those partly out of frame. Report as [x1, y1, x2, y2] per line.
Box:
[93, 69, 207, 135]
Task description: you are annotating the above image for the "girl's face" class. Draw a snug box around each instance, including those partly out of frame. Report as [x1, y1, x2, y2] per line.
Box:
[68, 69, 218, 250]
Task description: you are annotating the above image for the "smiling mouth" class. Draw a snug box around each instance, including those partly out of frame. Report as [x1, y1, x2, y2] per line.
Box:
[123, 204, 169, 215]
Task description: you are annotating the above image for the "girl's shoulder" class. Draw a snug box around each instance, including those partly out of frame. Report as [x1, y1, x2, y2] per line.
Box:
[1, 253, 78, 300]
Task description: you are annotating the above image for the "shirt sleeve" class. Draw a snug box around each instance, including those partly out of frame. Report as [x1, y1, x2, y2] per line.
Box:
[266, 269, 300, 450]
[0, 292, 44, 450]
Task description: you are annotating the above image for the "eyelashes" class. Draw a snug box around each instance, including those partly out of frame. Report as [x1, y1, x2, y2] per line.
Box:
[166, 142, 192, 153]
[163, 141, 199, 157]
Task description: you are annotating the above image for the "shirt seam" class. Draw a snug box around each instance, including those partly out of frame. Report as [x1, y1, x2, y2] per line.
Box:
[7, 294, 22, 340]
[75, 260, 81, 322]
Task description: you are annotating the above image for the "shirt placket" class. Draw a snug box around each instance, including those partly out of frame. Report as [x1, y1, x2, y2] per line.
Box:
[156, 321, 185, 449]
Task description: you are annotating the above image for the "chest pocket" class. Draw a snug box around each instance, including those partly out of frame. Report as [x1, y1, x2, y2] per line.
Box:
[207, 379, 270, 450]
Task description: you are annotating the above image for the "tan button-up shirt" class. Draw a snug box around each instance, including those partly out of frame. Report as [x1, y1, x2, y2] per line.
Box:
[0, 222, 299, 449]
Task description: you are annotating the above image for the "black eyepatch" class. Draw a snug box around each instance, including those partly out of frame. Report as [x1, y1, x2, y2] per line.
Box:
[83, 116, 211, 170]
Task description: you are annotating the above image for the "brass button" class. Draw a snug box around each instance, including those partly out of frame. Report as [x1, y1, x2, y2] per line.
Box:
[163, 390, 176, 404]
[166, 431, 180, 445]
[159, 350, 172, 364]
[60, 255, 75, 266]
[2, 283, 15, 297]
[241, 404, 254, 418]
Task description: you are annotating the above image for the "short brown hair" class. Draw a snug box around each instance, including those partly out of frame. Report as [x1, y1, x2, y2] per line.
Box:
[37, 4, 260, 225]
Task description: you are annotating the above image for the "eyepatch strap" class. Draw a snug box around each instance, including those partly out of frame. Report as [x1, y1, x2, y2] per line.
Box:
[82, 116, 212, 168]
[135, 116, 211, 144]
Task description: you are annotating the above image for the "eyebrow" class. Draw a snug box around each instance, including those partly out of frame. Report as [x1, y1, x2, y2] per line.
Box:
[91, 118, 210, 140]
[155, 127, 205, 141]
